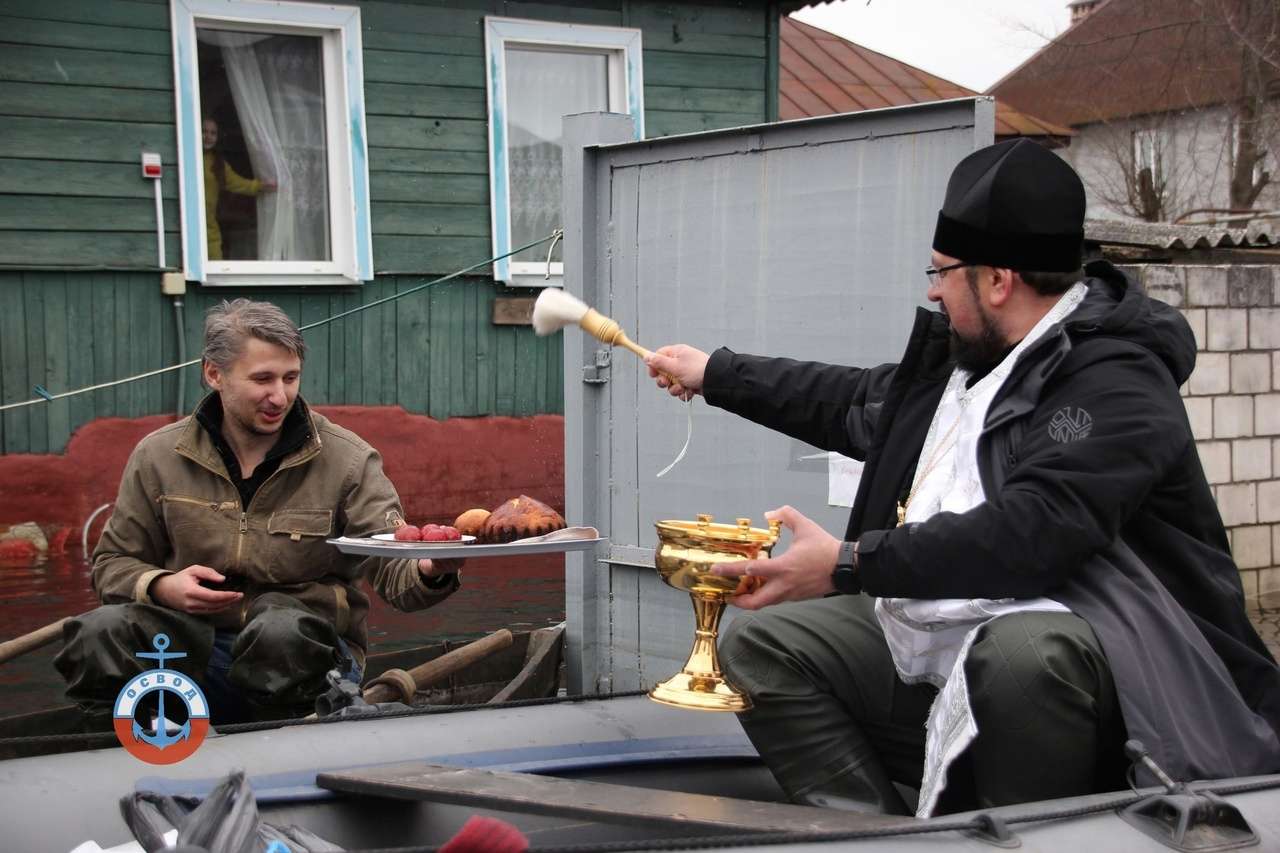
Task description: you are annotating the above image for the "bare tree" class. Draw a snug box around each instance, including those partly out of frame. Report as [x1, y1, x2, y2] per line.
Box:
[994, 0, 1279, 223]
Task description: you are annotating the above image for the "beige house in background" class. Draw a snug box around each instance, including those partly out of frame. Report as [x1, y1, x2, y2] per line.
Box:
[990, 0, 1279, 225]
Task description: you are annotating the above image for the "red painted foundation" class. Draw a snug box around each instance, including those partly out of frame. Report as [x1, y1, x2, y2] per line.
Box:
[0, 408, 566, 534]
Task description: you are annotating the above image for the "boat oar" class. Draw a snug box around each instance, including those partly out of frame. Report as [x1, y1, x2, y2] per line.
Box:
[361, 628, 514, 705]
[0, 617, 70, 666]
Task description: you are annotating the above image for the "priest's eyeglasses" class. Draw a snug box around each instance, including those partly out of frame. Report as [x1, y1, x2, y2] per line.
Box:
[924, 262, 974, 283]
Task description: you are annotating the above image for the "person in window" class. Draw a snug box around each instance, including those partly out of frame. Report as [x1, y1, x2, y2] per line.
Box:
[202, 117, 276, 260]
[55, 299, 460, 724]
[643, 139, 1280, 816]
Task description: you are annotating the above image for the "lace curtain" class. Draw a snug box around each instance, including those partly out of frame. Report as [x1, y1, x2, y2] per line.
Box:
[199, 29, 330, 261]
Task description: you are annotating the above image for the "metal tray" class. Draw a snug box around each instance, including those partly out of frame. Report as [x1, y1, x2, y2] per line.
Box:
[327, 535, 606, 560]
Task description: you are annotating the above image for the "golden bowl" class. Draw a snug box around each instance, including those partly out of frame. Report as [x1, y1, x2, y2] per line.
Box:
[649, 514, 780, 712]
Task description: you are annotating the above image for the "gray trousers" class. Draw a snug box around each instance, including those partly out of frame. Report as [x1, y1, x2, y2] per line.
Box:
[720, 594, 1127, 813]
[55, 594, 350, 723]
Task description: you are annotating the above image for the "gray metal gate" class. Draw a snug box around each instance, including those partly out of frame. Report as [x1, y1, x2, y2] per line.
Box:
[561, 99, 996, 694]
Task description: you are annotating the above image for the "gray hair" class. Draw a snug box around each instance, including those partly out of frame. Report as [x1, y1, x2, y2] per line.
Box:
[202, 298, 306, 370]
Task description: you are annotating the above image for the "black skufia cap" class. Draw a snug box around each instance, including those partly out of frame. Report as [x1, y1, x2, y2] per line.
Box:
[932, 138, 1085, 273]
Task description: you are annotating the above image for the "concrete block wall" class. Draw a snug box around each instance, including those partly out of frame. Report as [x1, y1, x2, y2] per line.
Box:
[1129, 264, 1280, 603]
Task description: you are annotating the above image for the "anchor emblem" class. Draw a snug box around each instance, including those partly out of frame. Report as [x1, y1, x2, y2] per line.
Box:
[112, 633, 210, 764]
[130, 634, 191, 748]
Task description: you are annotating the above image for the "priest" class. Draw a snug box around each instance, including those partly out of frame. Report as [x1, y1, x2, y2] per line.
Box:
[644, 139, 1280, 816]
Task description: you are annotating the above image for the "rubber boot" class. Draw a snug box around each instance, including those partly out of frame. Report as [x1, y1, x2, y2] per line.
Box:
[791, 757, 912, 816]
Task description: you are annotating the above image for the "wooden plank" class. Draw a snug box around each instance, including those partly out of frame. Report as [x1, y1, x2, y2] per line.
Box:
[361, 31, 482, 58]
[513, 325, 537, 415]
[369, 171, 489, 205]
[0, 43, 172, 90]
[379, 280, 399, 406]
[0, 81, 173, 123]
[91, 271, 117, 418]
[0, 274, 30, 453]
[362, 49, 484, 89]
[367, 115, 487, 153]
[495, 325, 515, 414]
[359, 1, 492, 39]
[316, 761, 905, 833]
[647, 110, 764, 138]
[491, 296, 534, 325]
[427, 283, 451, 421]
[127, 273, 151, 416]
[0, 116, 176, 163]
[1, 0, 169, 31]
[368, 147, 487, 176]
[0, 158, 178, 199]
[158, 284, 175, 419]
[300, 295, 331, 404]
[371, 235, 492, 276]
[637, 29, 766, 58]
[643, 51, 765, 90]
[475, 280, 494, 414]
[628, 1, 767, 38]
[24, 274, 49, 453]
[364, 82, 486, 120]
[65, 274, 96, 431]
[338, 289, 362, 405]
[644, 85, 767, 116]
[0, 231, 180, 268]
[0, 196, 179, 232]
[41, 272, 71, 451]
[0, 15, 171, 55]
[395, 277, 431, 414]
[360, 281, 385, 405]
[506, 2, 623, 26]
[546, 327, 563, 414]
[458, 278, 479, 416]
[371, 202, 489, 238]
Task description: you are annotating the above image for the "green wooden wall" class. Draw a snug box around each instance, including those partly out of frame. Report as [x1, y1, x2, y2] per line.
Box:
[0, 0, 776, 452]
[0, 271, 565, 454]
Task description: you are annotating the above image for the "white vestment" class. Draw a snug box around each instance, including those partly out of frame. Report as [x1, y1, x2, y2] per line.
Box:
[874, 282, 1088, 816]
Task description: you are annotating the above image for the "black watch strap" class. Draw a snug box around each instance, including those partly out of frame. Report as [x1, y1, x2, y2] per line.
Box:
[831, 540, 862, 595]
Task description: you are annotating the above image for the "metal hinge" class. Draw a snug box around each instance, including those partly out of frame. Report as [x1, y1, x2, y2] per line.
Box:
[582, 349, 611, 384]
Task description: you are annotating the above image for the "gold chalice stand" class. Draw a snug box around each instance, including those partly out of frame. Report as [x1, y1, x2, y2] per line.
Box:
[650, 514, 781, 711]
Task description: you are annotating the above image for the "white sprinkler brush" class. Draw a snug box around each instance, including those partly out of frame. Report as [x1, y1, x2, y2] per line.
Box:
[532, 289, 652, 359]
[534, 288, 692, 479]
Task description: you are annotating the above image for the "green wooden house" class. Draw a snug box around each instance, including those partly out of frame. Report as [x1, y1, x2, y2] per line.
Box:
[0, 0, 810, 462]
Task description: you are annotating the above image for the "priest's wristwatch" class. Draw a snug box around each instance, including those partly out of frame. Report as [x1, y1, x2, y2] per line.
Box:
[830, 540, 862, 595]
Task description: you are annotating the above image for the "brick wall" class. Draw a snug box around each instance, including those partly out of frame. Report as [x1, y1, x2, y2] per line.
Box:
[1127, 263, 1280, 603]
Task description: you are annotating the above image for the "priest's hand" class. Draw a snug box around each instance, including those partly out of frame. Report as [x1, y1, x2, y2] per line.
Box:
[709, 505, 839, 609]
[645, 345, 709, 401]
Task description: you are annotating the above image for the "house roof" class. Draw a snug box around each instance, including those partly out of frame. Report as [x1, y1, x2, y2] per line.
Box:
[1086, 217, 1279, 250]
[779, 17, 1072, 141]
[988, 0, 1278, 127]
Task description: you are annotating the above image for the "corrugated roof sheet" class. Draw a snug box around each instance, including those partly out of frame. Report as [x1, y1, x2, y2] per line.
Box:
[780, 18, 1073, 140]
[989, 0, 1278, 127]
[1085, 217, 1279, 249]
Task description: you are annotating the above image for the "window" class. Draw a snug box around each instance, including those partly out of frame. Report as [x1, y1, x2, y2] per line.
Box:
[485, 17, 643, 287]
[1132, 128, 1162, 183]
[171, 0, 373, 284]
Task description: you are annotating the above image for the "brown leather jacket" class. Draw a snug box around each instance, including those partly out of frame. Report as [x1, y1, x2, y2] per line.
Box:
[91, 397, 456, 666]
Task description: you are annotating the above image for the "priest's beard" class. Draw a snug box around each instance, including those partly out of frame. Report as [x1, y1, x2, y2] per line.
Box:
[949, 304, 1007, 373]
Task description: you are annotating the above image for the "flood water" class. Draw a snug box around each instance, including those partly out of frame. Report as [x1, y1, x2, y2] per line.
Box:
[0, 546, 566, 719]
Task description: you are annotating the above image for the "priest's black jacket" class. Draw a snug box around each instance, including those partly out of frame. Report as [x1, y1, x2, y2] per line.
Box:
[702, 260, 1280, 784]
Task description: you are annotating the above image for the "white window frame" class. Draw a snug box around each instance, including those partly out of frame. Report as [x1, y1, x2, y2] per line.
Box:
[484, 16, 643, 288]
[1132, 128, 1162, 182]
[170, 0, 373, 285]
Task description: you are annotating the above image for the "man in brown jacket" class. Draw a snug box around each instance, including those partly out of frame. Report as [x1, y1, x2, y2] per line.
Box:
[56, 299, 459, 722]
